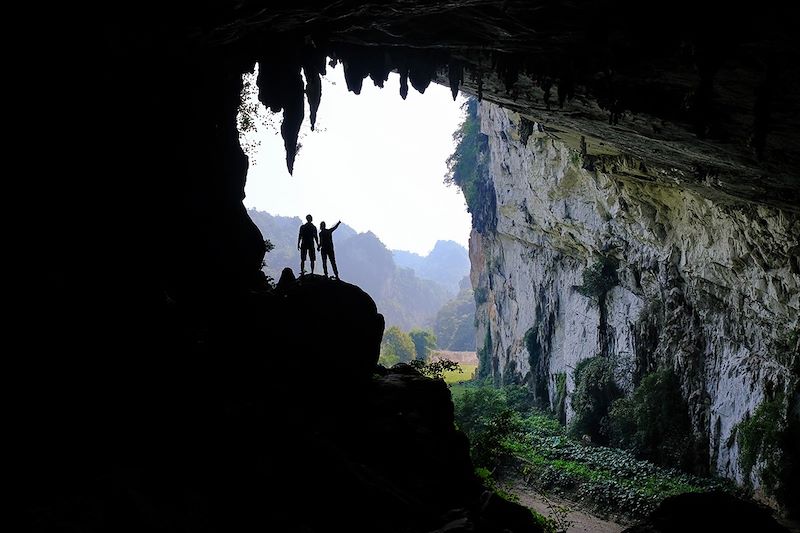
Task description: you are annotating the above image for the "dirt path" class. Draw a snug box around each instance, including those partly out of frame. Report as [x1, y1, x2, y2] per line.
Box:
[503, 479, 627, 533]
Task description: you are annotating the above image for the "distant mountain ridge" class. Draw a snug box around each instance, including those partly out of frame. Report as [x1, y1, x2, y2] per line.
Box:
[247, 209, 468, 332]
[393, 240, 470, 295]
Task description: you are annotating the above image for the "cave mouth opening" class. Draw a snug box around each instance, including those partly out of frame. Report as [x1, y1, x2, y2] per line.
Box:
[238, 60, 473, 270]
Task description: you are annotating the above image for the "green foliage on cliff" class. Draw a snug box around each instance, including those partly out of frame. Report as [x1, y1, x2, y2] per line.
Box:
[553, 372, 567, 425]
[735, 390, 799, 513]
[568, 357, 622, 445]
[575, 256, 619, 299]
[524, 327, 540, 370]
[607, 369, 695, 470]
[474, 286, 488, 305]
[445, 98, 490, 214]
[476, 329, 493, 380]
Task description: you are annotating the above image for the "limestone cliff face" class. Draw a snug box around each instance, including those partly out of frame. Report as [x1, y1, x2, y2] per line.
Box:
[471, 102, 799, 487]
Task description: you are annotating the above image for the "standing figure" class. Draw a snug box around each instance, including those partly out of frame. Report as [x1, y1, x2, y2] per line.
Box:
[318, 220, 341, 280]
[297, 214, 318, 275]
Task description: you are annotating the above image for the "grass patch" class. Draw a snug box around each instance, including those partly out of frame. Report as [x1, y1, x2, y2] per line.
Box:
[443, 363, 477, 384]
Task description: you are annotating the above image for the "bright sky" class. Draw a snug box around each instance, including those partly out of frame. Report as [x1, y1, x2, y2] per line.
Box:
[242, 63, 470, 255]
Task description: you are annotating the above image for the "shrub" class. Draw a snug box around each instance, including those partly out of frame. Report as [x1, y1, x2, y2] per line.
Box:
[575, 257, 618, 300]
[735, 390, 799, 515]
[504, 384, 537, 414]
[454, 382, 733, 520]
[454, 386, 520, 466]
[553, 372, 567, 425]
[474, 287, 488, 305]
[607, 369, 695, 470]
[568, 357, 622, 444]
[476, 329, 493, 380]
[408, 358, 461, 380]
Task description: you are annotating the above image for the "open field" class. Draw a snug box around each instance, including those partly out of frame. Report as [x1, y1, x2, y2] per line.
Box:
[443, 364, 477, 385]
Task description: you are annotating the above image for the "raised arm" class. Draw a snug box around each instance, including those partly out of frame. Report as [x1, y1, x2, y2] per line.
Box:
[332, 221, 341, 232]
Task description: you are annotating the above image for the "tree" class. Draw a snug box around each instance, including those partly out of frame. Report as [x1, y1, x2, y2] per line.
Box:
[380, 326, 416, 364]
[409, 329, 437, 361]
[444, 98, 489, 214]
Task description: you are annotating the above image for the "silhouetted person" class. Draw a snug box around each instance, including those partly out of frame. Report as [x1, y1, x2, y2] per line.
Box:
[318, 220, 341, 279]
[275, 267, 296, 293]
[297, 214, 319, 275]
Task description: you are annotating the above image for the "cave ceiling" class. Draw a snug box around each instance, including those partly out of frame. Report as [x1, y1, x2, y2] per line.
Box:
[102, 1, 800, 210]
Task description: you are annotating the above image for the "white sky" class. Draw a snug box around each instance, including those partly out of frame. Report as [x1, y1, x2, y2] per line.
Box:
[242, 63, 470, 255]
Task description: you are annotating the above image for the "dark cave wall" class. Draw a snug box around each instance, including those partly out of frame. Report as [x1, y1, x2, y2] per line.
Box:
[28, 0, 800, 455]
[23, 24, 271, 515]
[18, 1, 800, 527]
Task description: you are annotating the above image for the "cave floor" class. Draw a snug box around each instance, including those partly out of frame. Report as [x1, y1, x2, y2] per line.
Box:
[503, 477, 627, 533]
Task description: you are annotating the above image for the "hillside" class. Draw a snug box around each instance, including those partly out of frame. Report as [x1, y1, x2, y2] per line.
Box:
[393, 240, 470, 295]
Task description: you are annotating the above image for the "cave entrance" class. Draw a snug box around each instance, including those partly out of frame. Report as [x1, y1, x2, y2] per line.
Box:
[240, 62, 470, 260]
[239, 62, 477, 352]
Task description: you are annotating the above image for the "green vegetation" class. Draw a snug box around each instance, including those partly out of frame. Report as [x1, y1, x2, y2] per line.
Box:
[524, 328, 539, 369]
[453, 384, 530, 467]
[237, 69, 278, 160]
[380, 326, 415, 365]
[452, 382, 732, 519]
[260, 238, 276, 288]
[575, 256, 618, 300]
[474, 287, 488, 305]
[568, 357, 622, 445]
[476, 329, 493, 380]
[409, 328, 437, 361]
[737, 393, 784, 486]
[607, 369, 695, 470]
[408, 358, 461, 380]
[553, 372, 567, 425]
[773, 327, 800, 370]
[445, 98, 490, 214]
[735, 390, 799, 513]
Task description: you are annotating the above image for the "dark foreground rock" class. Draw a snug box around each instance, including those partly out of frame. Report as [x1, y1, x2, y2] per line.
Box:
[24, 276, 541, 532]
[622, 491, 790, 533]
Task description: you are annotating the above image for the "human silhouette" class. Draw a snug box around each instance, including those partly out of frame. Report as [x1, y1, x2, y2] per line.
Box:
[318, 220, 341, 279]
[297, 214, 319, 275]
[275, 267, 296, 293]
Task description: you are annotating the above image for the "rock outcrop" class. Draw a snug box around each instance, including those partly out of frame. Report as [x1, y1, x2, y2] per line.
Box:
[24, 275, 543, 532]
[470, 102, 799, 497]
[622, 491, 789, 533]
